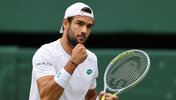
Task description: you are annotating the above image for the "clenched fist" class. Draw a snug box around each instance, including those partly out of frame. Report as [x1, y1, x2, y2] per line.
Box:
[70, 44, 88, 65]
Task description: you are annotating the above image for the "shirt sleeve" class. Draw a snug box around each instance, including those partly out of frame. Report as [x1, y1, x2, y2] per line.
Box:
[89, 56, 98, 89]
[32, 47, 56, 81]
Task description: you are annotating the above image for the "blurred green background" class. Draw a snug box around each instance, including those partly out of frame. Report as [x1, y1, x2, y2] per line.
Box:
[0, 0, 176, 100]
[1, 0, 176, 33]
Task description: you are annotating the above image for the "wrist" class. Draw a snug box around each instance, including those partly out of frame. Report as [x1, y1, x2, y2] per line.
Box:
[54, 68, 72, 88]
[69, 59, 78, 66]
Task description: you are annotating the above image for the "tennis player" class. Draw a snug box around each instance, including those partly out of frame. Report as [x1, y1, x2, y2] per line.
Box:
[29, 2, 118, 100]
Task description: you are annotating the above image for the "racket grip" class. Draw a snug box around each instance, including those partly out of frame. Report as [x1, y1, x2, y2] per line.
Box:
[109, 94, 117, 99]
[101, 96, 105, 100]
[113, 94, 117, 96]
[102, 94, 116, 100]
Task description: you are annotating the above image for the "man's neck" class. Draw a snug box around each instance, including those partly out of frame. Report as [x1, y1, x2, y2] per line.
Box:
[60, 37, 74, 56]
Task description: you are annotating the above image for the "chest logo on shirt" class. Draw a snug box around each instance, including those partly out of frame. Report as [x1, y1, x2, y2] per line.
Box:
[87, 69, 93, 75]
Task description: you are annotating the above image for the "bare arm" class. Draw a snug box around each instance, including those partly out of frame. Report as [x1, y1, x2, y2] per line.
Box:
[37, 60, 77, 100]
[37, 75, 63, 100]
[37, 44, 87, 100]
[85, 89, 98, 100]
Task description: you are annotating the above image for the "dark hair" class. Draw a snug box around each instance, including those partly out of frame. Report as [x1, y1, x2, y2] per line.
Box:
[67, 17, 74, 23]
[81, 7, 92, 14]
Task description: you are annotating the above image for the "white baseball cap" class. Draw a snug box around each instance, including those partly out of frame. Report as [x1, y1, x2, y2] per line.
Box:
[60, 2, 94, 33]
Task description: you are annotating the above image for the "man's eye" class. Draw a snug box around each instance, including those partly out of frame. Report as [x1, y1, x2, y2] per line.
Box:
[77, 22, 83, 26]
[87, 25, 93, 29]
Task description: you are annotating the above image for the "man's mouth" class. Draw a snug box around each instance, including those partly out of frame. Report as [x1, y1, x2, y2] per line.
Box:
[77, 34, 86, 40]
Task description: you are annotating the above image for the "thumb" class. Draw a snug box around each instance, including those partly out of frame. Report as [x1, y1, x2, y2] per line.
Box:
[99, 91, 105, 99]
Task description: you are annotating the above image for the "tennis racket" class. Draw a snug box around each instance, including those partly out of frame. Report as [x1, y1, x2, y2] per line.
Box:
[101, 49, 150, 100]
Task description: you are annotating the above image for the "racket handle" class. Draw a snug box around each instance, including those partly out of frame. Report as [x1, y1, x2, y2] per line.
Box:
[113, 94, 117, 97]
[109, 94, 117, 99]
[101, 96, 105, 100]
[102, 94, 116, 100]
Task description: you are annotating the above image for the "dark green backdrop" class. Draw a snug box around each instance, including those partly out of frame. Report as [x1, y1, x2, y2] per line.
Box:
[0, 0, 176, 99]
[0, 46, 175, 100]
[0, 0, 176, 33]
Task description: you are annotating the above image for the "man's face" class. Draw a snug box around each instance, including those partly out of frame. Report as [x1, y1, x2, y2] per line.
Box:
[66, 16, 94, 46]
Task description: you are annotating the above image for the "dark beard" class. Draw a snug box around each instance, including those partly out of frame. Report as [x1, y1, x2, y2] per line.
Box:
[67, 27, 79, 47]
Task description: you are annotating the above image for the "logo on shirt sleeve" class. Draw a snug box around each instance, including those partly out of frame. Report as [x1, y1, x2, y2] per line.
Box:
[87, 69, 93, 75]
[36, 62, 52, 66]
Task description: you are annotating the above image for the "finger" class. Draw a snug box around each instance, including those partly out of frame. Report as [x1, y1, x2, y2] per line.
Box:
[75, 44, 81, 48]
[82, 49, 87, 54]
[80, 46, 86, 51]
[105, 93, 113, 97]
[99, 91, 105, 99]
[111, 95, 118, 100]
[80, 47, 86, 51]
[105, 97, 112, 100]
[78, 44, 86, 49]
[109, 95, 118, 100]
[77, 43, 84, 47]
[100, 91, 104, 96]
[105, 93, 118, 100]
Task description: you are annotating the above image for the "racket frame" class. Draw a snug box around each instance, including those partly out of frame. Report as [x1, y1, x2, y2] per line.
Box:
[103, 49, 150, 96]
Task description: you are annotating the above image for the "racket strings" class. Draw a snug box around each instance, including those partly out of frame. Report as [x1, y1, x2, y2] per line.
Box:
[129, 52, 148, 78]
[106, 52, 148, 90]
[120, 52, 147, 85]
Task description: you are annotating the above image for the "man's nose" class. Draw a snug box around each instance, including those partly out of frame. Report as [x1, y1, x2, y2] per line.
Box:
[81, 25, 87, 34]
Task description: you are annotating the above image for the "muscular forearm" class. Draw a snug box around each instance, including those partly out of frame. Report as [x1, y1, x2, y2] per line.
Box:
[39, 79, 64, 100]
[38, 60, 77, 100]
[38, 44, 87, 100]
[85, 89, 98, 100]
[87, 95, 98, 100]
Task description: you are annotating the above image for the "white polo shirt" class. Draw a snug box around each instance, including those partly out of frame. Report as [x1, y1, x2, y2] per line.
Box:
[29, 39, 98, 100]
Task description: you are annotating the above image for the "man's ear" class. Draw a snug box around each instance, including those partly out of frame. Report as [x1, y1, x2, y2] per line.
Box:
[63, 18, 69, 31]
